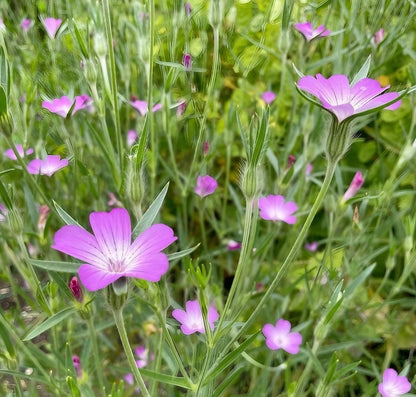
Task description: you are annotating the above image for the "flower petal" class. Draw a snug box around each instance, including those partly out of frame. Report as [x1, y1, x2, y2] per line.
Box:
[123, 252, 169, 281]
[355, 92, 401, 113]
[52, 225, 108, 269]
[275, 318, 291, 334]
[284, 332, 302, 354]
[350, 78, 388, 109]
[78, 264, 122, 291]
[322, 75, 351, 106]
[326, 103, 355, 122]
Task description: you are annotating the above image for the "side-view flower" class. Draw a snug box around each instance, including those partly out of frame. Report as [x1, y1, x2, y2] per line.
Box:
[42, 95, 93, 118]
[52, 208, 177, 291]
[27, 155, 68, 176]
[294, 22, 330, 42]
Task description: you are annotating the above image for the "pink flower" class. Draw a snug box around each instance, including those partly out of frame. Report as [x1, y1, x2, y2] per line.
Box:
[373, 29, 385, 47]
[177, 100, 187, 116]
[182, 53, 192, 71]
[43, 17, 62, 39]
[305, 241, 318, 252]
[4, 144, 34, 160]
[27, 155, 68, 176]
[258, 195, 298, 224]
[172, 300, 219, 335]
[69, 276, 84, 303]
[262, 318, 302, 354]
[134, 346, 153, 369]
[72, 355, 82, 378]
[20, 19, 32, 32]
[127, 130, 138, 146]
[298, 74, 401, 123]
[131, 99, 162, 116]
[42, 95, 93, 118]
[378, 368, 411, 397]
[227, 240, 242, 251]
[342, 171, 364, 202]
[194, 175, 218, 197]
[51, 208, 177, 291]
[294, 22, 330, 42]
[262, 91, 276, 104]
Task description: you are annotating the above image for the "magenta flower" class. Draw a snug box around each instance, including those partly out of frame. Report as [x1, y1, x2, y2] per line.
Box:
[262, 91, 276, 104]
[52, 208, 177, 291]
[69, 276, 84, 303]
[258, 195, 298, 224]
[127, 130, 138, 146]
[342, 171, 364, 202]
[4, 145, 34, 160]
[27, 155, 68, 176]
[172, 300, 219, 335]
[262, 318, 302, 354]
[373, 29, 385, 47]
[298, 74, 401, 123]
[194, 175, 218, 197]
[20, 18, 32, 32]
[294, 22, 330, 42]
[43, 17, 62, 39]
[42, 95, 93, 118]
[305, 241, 318, 252]
[131, 99, 162, 116]
[182, 53, 192, 71]
[378, 368, 411, 397]
[72, 356, 82, 378]
[227, 240, 242, 251]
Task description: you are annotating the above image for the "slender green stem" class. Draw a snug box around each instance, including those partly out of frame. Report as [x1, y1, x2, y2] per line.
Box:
[222, 159, 338, 350]
[102, 0, 123, 181]
[215, 197, 257, 337]
[86, 316, 106, 395]
[183, 26, 220, 195]
[112, 309, 150, 397]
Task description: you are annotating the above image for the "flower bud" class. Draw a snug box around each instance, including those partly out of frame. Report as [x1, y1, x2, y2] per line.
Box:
[342, 171, 364, 202]
[93, 32, 107, 58]
[208, 0, 223, 29]
[37, 204, 50, 234]
[72, 355, 82, 378]
[182, 53, 192, 71]
[69, 276, 84, 303]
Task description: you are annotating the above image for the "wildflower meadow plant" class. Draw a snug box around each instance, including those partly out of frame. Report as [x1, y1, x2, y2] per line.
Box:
[1, 1, 416, 396]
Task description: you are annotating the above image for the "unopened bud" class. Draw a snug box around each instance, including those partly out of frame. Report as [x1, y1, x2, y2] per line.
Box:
[37, 204, 50, 233]
[69, 276, 84, 303]
[72, 355, 82, 378]
[93, 32, 107, 58]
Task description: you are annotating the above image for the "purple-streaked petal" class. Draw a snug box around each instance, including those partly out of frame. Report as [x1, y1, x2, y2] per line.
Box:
[326, 103, 355, 122]
[355, 92, 401, 113]
[321, 74, 351, 106]
[298, 75, 328, 102]
[89, 208, 132, 270]
[350, 78, 388, 109]
[123, 252, 169, 281]
[78, 264, 122, 291]
[52, 225, 108, 269]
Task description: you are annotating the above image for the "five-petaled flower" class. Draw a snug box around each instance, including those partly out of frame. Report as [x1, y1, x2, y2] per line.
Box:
[172, 300, 219, 335]
[258, 195, 298, 224]
[52, 208, 177, 291]
[294, 22, 330, 42]
[42, 95, 93, 118]
[27, 155, 68, 176]
[43, 17, 62, 39]
[297, 74, 401, 123]
[342, 171, 364, 202]
[378, 368, 411, 397]
[4, 144, 34, 160]
[194, 175, 218, 197]
[262, 318, 302, 354]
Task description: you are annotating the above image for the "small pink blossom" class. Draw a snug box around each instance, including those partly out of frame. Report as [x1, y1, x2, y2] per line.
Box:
[258, 195, 298, 224]
[262, 318, 302, 354]
[72, 355, 82, 378]
[131, 99, 162, 116]
[4, 145, 34, 160]
[342, 171, 364, 202]
[378, 368, 411, 397]
[298, 74, 401, 123]
[305, 241, 318, 252]
[42, 95, 93, 118]
[194, 175, 218, 197]
[27, 155, 68, 176]
[172, 300, 219, 335]
[20, 19, 32, 32]
[294, 22, 330, 42]
[127, 130, 138, 146]
[373, 29, 385, 47]
[43, 17, 62, 39]
[52, 208, 177, 291]
[262, 91, 276, 104]
[227, 240, 242, 251]
[107, 192, 122, 207]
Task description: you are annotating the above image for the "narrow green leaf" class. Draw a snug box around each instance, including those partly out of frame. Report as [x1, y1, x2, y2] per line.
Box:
[71, 19, 89, 58]
[0, 178, 13, 208]
[23, 307, 77, 341]
[0, 318, 15, 358]
[29, 259, 80, 273]
[132, 182, 170, 238]
[139, 369, 192, 389]
[0, 85, 7, 116]
[0, 369, 49, 384]
[344, 263, 375, 297]
[211, 366, 244, 397]
[167, 244, 200, 261]
[53, 201, 82, 227]
[351, 55, 371, 87]
[203, 331, 260, 385]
